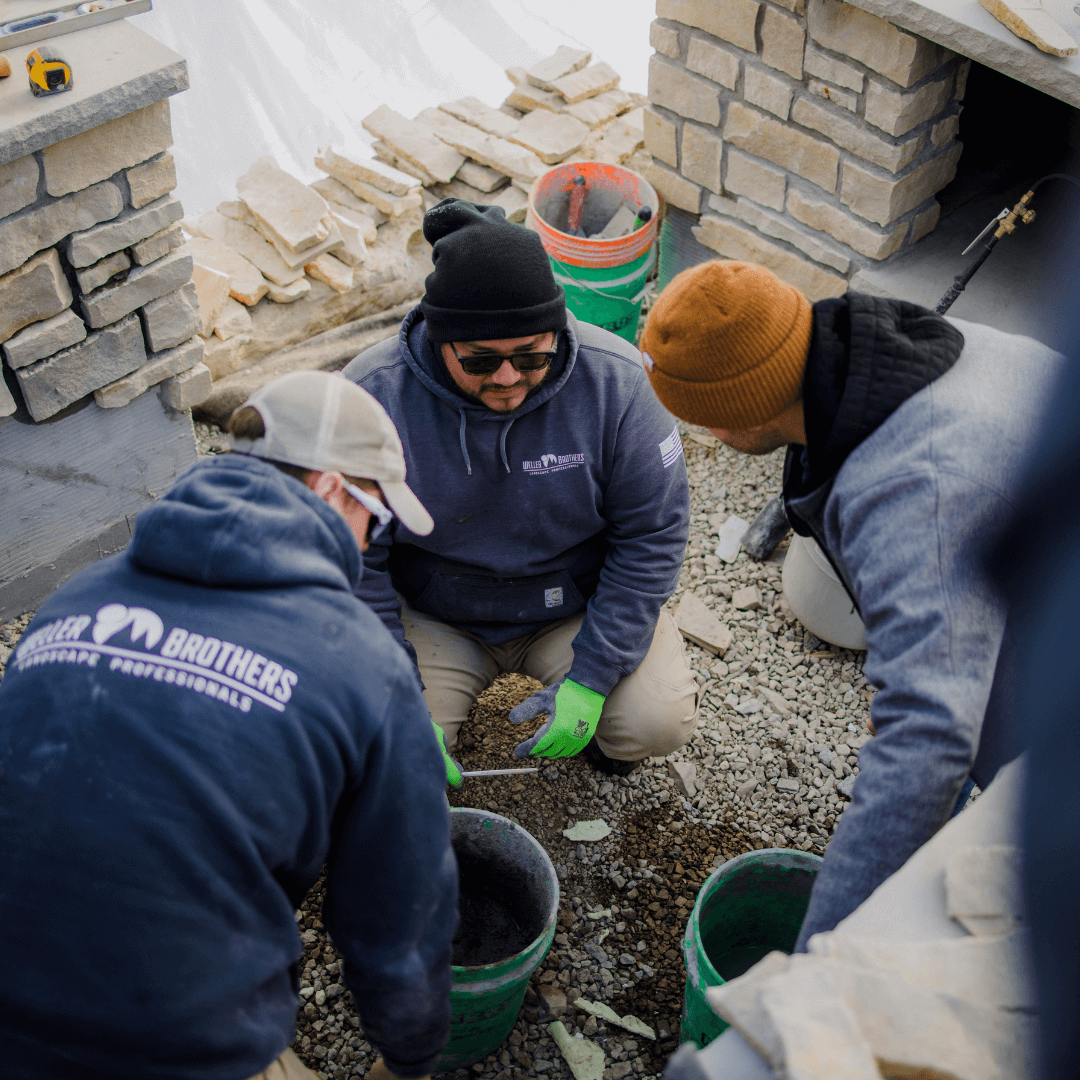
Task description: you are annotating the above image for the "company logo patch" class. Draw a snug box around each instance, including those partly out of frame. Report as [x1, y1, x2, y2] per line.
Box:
[659, 426, 684, 469]
[523, 451, 585, 476]
[573, 719, 590, 738]
[544, 588, 564, 608]
[92, 603, 164, 648]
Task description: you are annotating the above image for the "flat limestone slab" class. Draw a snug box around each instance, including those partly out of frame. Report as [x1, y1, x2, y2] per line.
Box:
[3, 309, 86, 369]
[979, 0, 1078, 54]
[550, 62, 621, 105]
[674, 593, 733, 655]
[415, 108, 546, 184]
[313, 158, 422, 218]
[439, 98, 520, 139]
[192, 211, 304, 286]
[95, 335, 203, 409]
[510, 111, 591, 164]
[456, 160, 510, 193]
[81, 250, 193, 329]
[362, 105, 465, 185]
[313, 147, 421, 197]
[566, 89, 634, 127]
[185, 237, 268, 308]
[527, 46, 592, 91]
[237, 157, 336, 256]
[0, 21, 188, 167]
[308, 179, 387, 228]
[67, 194, 184, 268]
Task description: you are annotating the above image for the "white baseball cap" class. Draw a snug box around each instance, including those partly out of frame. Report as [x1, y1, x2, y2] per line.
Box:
[229, 370, 434, 536]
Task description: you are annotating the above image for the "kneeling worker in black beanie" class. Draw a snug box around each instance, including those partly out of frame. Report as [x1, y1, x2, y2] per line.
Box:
[343, 199, 698, 781]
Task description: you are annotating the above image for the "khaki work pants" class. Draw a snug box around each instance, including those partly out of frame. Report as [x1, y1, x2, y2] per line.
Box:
[245, 1049, 320, 1080]
[401, 601, 700, 761]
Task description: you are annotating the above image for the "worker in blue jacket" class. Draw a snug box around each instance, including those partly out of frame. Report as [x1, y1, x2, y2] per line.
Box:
[344, 199, 698, 780]
[0, 371, 456, 1080]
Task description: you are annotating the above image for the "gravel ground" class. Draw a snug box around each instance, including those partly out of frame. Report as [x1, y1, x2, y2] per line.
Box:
[0, 424, 877, 1080]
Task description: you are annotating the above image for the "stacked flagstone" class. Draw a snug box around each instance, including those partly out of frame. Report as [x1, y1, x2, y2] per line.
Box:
[644, 0, 971, 299]
[0, 100, 210, 422]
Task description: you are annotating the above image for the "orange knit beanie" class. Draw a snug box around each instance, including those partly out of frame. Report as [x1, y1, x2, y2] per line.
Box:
[640, 261, 813, 430]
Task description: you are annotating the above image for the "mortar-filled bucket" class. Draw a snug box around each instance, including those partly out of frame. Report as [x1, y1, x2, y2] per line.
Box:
[525, 161, 659, 342]
[438, 808, 560, 1070]
[681, 848, 822, 1048]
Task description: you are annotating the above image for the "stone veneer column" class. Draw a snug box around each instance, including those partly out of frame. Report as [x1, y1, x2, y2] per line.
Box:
[644, 0, 971, 298]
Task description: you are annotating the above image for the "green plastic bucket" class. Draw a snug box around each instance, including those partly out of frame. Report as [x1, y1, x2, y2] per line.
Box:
[438, 809, 559, 1070]
[681, 848, 822, 1049]
[526, 161, 659, 343]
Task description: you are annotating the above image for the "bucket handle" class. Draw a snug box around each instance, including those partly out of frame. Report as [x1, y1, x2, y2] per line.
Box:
[549, 246, 656, 307]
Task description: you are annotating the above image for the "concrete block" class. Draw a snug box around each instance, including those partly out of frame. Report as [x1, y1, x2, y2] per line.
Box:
[2, 309, 87, 369]
[361, 104, 465, 185]
[456, 160, 511, 193]
[710, 194, 851, 272]
[201, 332, 252, 380]
[644, 161, 703, 214]
[191, 261, 231, 337]
[656, 0, 759, 52]
[910, 202, 941, 243]
[550, 62, 620, 105]
[0, 155, 39, 219]
[414, 108, 545, 184]
[162, 362, 212, 411]
[693, 214, 848, 301]
[644, 107, 678, 168]
[509, 110, 591, 164]
[527, 46, 591, 90]
[95, 335, 203, 410]
[792, 98, 926, 172]
[439, 98, 519, 140]
[650, 20, 681, 58]
[315, 154, 423, 217]
[865, 74, 956, 138]
[267, 278, 310, 304]
[0, 181, 123, 277]
[745, 67, 794, 120]
[648, 56, 721, 126]
[236, 156, 335, 255]
[81, 251, 194, 330]
[725, 101, 839, 193]
[808, 79, 859, 112]
[685, 35, 740, 90]
[724, 150, 786, 212]
[566, 89, 633, 128]
[76, 250, 131, 293]
[126, 151, 177, 209]
[42, 100, 172, 199]
[314, 146, 422, 196]
[807, 0, 946, 89]
[141, 281, 202, 352]
[504, 83, 566, 115]
[761, 6, 805, 79]
[841, 144, 963, 226]
[130, 222, 185, 267]
[185, 237, 268, 307]
[787, 187, 907, 258]
[0, 249, 73, 345]
[212, 297, 253, 341]
[66, 194, 184, 268]
[16, 313, 146, 421]
[803, 43, 865, 92]
[681, 124, 723, 194]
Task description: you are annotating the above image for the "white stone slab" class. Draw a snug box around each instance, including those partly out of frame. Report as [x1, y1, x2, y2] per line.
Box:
[237, 156, 336, 256]
[313, 146, 421, 196]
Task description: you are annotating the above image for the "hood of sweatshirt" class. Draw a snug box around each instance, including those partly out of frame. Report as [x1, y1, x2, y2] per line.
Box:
[127, 453, 363, 592]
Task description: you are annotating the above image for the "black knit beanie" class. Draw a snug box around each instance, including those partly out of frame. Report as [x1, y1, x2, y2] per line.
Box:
[421, 198, 566, 341]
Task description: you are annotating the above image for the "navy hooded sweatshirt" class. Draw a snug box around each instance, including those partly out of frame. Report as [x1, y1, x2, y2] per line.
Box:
[0, 454, 456, 1080]
[342, 309, 690, 696]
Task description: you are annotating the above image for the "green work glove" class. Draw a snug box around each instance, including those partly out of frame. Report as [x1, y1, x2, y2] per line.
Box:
[433, 721, 463, 787]
[510, 678, 606, 759]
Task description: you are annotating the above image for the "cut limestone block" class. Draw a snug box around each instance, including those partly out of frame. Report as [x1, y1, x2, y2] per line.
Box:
[585, 113, 646, 166]
[194, 210, 304, 286]
[314, 147, 421, 197]
[255, 217, 344, 272]
[551, 62, 620, 105]
[126, 151, 178, 209]
[2, 310, 87, 369]
[184, 237, 268, 307]
[527, 46, 592, 90]
[41, 99, 172, 199]
[439, 98, 520, 139]
[361, 105, 465, 185]
[0, 249, 73, 345]
[455, 160, 510, 193]
[95, 336, 204, 410]
[81, 251, 194, 330]
[371, 140, 438, 187]
[505, 83, 566, 114]
[733, 585, 763, 610]
[510, 110, 591, 164]
[141, 282, 202, 353]
[0, 181, 123, 277]
[130, 223, 186, 267]
[979, 0, 1079, 55]
[16, 313, 146, 421]
[191, 261, 231, 337]
[308, 179, 387, 230]
[329, 211, 368, 268]
[163, 362, 213, 411]
[416, 108, 546, 184]
[77, 250, 131, 293]
[236, 156, 336, 255]
[267, 278, 310, 304]
[0, 155, 40, 219]
[304, 252, 353, 294]
[67, 194, 184, 268]
[674, 593, 733, 656]
[566, 89, 633, 127]
[202, 332, 252, 380]
[314, 161, 422, 217]
[213, 297, 253, 342]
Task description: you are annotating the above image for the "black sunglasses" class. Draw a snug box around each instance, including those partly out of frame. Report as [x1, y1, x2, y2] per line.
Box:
[450, 343, 557, 377]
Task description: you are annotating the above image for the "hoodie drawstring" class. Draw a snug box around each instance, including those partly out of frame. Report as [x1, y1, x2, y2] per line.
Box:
[499, 419, 516, 474]
[457, 410, 473, 475]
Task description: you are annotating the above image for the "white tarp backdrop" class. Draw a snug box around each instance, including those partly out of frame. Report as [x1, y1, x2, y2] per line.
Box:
[131, 0, 653, 215]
